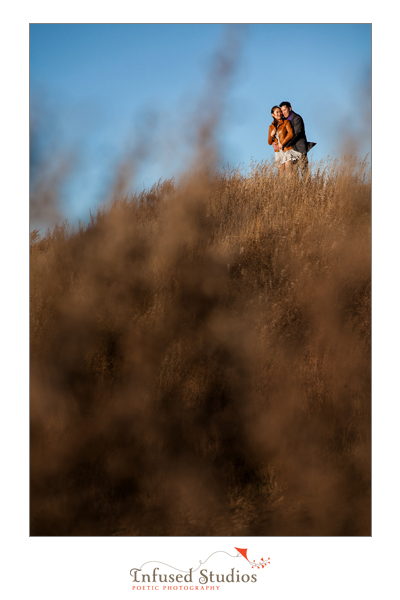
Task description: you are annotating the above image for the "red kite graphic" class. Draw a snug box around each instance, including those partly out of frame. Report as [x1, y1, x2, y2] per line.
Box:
[234, 548, 270, 569]
[234, 548, 249, 561]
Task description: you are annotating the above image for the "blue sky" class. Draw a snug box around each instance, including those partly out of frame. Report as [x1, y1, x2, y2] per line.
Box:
[30, 24, 371, 227]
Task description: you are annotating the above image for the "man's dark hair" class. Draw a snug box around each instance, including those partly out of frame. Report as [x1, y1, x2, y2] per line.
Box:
[279, 101, 291, 109]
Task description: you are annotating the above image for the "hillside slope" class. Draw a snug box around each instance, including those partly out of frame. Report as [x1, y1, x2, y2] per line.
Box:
[30, 157, 371, 535]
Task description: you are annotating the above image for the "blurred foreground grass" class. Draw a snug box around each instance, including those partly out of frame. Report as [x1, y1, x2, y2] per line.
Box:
[30, 156, 370, 535]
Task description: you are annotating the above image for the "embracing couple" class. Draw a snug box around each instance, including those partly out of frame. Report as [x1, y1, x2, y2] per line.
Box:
[268, 101, 316, 177]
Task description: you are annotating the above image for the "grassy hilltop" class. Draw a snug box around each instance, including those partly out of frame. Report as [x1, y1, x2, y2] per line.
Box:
[30, 156, 371, 536]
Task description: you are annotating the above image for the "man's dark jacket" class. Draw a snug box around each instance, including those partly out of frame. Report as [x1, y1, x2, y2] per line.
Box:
[283, 111, 316, 154]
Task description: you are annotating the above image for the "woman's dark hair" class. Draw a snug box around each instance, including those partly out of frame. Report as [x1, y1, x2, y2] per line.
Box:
[271, 105, 281, 128]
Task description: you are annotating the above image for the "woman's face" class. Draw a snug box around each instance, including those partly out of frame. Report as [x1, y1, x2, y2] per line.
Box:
[272, 108, 282, 121]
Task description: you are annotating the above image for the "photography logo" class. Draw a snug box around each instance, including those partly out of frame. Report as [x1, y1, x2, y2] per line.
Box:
[130, 547, 270, 591]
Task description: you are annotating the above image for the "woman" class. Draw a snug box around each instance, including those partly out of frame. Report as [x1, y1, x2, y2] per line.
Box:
[268, 105, 302, 174]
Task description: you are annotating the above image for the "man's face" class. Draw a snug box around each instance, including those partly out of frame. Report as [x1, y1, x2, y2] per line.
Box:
[281, 105, 291, 119]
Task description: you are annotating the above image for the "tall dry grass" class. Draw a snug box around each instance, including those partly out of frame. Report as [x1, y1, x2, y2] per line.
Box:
[30, 154, 370, 536]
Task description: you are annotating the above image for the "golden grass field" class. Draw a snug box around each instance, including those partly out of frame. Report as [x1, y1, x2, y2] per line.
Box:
[30, 155, 371, 536]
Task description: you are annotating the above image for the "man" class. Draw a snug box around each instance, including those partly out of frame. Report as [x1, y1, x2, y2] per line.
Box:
[277, 101, 316, 178]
